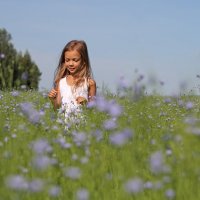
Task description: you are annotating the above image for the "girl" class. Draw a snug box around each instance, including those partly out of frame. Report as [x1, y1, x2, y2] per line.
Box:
[48, 40, 96, 118]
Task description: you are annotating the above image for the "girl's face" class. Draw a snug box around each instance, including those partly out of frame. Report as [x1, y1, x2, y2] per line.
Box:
[64, 50, 82, 75]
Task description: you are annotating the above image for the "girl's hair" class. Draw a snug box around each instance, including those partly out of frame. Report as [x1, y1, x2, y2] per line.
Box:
[53, 40, 93, 90]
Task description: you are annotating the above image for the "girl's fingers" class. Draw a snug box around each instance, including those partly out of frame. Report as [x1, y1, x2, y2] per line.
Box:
[76, 96, 87, 104]
[48, 90, 57, 98]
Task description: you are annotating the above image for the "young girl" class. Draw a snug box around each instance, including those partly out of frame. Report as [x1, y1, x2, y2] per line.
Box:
[48, 40, 96, 123]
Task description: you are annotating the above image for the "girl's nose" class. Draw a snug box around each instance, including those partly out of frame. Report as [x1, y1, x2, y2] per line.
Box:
[69, 60, 73, 65]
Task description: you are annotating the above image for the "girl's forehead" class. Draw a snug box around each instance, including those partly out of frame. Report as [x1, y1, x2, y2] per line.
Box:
[64, 50, 81, 58]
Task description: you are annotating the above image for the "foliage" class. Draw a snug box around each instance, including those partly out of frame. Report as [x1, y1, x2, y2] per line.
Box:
[0, 28, 41, 90]
[0, 88, 200, 200]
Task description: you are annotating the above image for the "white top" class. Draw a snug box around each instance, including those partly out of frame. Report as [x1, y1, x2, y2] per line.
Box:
[59, 77, 88, 107]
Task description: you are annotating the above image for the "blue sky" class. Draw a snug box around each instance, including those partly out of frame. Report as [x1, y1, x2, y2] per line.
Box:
[1, 0, 200, 95]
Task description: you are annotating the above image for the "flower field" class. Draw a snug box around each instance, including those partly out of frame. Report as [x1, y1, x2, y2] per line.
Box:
[0, 87, 200, 200]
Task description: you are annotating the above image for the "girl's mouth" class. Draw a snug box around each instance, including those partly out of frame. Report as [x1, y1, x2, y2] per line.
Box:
[68, 67, 75, 71]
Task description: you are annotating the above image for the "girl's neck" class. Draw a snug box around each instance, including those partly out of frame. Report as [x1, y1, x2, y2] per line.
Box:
[66, 75, 74, 84]
[67, 74, 77, 80]
[66, 74, 86, 87]
[66, 75, 80, 86]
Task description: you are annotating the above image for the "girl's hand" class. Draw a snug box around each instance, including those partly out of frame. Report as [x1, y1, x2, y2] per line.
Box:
[76, 96, 87, 105]
[48, 89, 58, 99]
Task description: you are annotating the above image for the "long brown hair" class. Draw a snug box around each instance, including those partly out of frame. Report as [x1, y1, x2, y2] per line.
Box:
[53, 40, 93, 89]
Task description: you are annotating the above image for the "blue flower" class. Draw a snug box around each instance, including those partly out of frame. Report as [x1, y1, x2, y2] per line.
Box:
[109, 129, 133, 147]
[5, 175, 28, 191]
[76, 188, 89, 200]
[124, 177, 143, 194]
[20, 102, 42, 124]
[64, 166, 81, 180]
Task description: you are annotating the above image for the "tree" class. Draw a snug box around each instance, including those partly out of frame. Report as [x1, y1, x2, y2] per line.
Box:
[0, 28, 41, 90]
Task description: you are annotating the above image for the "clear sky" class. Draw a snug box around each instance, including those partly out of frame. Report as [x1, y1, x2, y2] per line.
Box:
[1, 0, 200, 95]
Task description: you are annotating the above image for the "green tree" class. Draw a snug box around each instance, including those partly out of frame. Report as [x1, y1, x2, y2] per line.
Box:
[0, 28, 41, 89]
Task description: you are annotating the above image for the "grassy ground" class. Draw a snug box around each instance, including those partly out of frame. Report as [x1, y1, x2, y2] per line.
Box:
[0, 89, 200, 200]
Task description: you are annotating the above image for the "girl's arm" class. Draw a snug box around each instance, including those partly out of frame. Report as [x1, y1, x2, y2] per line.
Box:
[76, 79, 96, 104]
[48, 87, 62, 110]
[88, 78, 96, 101]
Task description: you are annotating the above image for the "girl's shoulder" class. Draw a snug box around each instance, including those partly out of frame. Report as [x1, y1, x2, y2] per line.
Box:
[59, 77, 67, 88]
[87, 78, 96, 87]
[60, 76, 66, 82]
[59, 77, 67, 84]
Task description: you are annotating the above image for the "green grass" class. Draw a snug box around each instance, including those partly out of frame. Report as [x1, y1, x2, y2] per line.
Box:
[0, 90, 200, 200]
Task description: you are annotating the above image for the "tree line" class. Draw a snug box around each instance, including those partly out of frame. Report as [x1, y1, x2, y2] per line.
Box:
[0, 28, 41, 90]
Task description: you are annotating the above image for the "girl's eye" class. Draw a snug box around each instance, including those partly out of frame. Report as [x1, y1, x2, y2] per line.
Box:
[65, 58, 80, 62]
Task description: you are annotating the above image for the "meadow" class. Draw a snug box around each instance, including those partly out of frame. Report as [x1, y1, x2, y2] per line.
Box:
[0, 82, 200, 200]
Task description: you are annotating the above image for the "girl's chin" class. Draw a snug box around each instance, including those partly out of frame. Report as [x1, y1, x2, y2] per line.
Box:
[68, 69, 76, 74]
[69, 71, 78, 76]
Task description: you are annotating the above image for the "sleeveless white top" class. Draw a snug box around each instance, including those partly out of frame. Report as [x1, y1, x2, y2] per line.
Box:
[59, 77, 88, 108]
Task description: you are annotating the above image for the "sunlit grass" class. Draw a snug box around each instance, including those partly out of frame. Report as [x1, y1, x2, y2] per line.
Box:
[0, 88, 200, 200]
